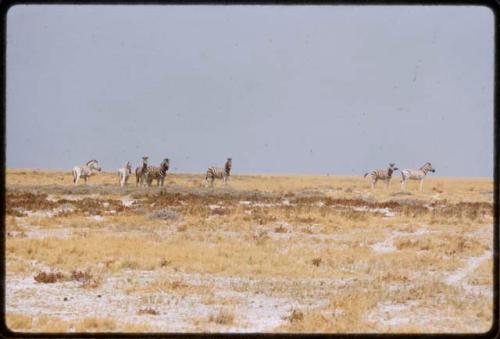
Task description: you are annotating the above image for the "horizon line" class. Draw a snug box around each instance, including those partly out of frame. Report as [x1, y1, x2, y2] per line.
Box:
[5, 167, 494, 180]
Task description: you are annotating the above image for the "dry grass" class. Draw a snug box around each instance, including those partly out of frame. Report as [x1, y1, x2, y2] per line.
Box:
[6, 313, 73, 332]
[5, 312, 157, 333]
[137, 307, 160, 315]
[468, 259, 494, 286]
[34, 271, 66, 284]
[5, 169, 494, 333]
[208, 308, 236, 325]
[74, 317, 117, 332]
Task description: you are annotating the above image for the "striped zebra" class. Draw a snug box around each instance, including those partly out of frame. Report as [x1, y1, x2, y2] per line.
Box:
[118, 161, 132, 187]
[205, 158, 232, 187]
[146, 158, 170, 187]
[135, 156, 149, 187]
[364, 163, 398, 189]
[72, 159, 102, 185]
[400, 162, 435, 192]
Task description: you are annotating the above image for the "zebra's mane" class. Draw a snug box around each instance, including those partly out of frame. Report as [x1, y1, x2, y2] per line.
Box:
[161, 159, 169, 172]
[419, 162, 431, 170]
[86, 159, 98, 166]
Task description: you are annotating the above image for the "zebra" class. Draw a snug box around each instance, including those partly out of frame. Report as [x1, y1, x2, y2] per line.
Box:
[118, 161, 132, 187]
[205, 158, 232, 187]
[135, 156, 149, 187]
[364, 163, 398, 189]
[72, 159, 102, 185]
[146, 158, 170, 187]
[400, 162, 435, 192]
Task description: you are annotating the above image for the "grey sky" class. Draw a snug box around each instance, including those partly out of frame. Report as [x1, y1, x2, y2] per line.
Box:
[7, 5, 494, 176]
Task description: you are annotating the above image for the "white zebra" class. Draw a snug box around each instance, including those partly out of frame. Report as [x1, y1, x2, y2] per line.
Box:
[72, 159, 102, 185]
[205, 158, 232, 187]
[118, 161, 132, 187]
[400, 162, 436, 192]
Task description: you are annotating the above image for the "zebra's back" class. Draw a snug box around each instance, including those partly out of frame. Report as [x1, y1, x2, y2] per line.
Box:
[401, 169, 424, 180]
[206, 167, 225, 179]
[148, 166, 167, 179]
[367, 169, 391, 179]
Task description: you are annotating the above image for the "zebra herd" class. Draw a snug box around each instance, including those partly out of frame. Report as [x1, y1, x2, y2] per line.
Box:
[364, 162, 436, 191]
[72, 157, 233, 188]
[72, 158, 435, 192]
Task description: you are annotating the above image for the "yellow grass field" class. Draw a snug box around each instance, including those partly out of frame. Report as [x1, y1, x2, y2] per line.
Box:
[5, 169, 494, 333]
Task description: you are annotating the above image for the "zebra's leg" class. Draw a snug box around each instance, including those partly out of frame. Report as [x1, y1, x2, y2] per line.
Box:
[205, 172, 211, 187]
[84, 176, 88, 185]
[371, 178, 377, 189]
[419, 179, 424, 192]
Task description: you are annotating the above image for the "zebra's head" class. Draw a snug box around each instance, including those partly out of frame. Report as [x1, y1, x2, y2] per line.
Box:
[141, 156, 149, 170]
[225, 158, 232, 174]
[387, 163, 398, 176]
[161, 158, 170, 170]
[87, 159, 102, 172]
[421, 162, 435, 173]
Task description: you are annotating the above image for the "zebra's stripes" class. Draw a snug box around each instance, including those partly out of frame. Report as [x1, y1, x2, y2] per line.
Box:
[135, 156, 149, 187]
[146, 158, 170, 187]
[72, 159, 102, 185]
[205, 158, 232, 186]
[400, 162, 435, 192]
[364, 163, 398, 189]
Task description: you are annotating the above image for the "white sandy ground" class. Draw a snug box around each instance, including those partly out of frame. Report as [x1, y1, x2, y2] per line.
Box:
[444, 250, 493, 292]
[120, 196, 136, 207]
[46, 194, 100, 202]
[364, 300, 464, 332]
[6, 267, 343, 332]
[6, 221, 493, 332]
[370, 228, 431, 253]
[365, 223, 493, 332]
[239, 200, 397, 218]
[352, 206, 395, 218]
[7, 194, 493, 332]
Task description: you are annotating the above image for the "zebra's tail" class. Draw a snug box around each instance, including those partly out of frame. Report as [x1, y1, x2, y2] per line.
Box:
[72, 169, 77, 184]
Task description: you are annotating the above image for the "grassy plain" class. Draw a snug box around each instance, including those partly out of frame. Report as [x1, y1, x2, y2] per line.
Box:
[5, 169, 494, 333]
